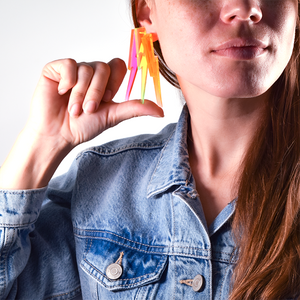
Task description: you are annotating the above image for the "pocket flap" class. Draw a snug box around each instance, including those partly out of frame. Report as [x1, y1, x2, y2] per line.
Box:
[80, 238, 168, 291]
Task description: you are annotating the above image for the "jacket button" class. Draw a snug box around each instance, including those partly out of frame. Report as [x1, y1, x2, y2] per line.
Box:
[192, 275, 204, 292]
[106, 263, 123, 280]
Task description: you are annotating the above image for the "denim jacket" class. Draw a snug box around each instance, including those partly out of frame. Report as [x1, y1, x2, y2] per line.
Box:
[0, 106, 237, 300]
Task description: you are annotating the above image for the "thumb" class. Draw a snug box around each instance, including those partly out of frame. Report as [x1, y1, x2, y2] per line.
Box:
[103, 99, 164, 128]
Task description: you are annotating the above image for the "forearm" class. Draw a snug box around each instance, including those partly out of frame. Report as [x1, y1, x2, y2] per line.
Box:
[0, 129, 72, 190]
[0, 182, 79, 299]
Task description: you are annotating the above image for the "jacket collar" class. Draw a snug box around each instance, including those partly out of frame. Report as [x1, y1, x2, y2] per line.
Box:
[147, 105, 192, 198]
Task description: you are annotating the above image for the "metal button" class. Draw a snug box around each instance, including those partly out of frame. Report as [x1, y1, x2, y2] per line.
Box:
[106, 263, 123, 280]
[192, 274, 204, 292]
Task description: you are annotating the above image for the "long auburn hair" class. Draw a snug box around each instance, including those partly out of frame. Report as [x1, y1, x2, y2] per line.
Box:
[131, 1, 300, 299]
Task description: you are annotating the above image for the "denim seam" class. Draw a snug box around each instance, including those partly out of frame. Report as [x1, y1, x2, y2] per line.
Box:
[0, 190, 46, 195]
[134, 286, 143, 300]
[169, 253, 210, 259]
[75, 230, 211, 254]
[0, 228, 15, 298]
[83, 237, 89, 255]
[147, 127, 176, 194]
[0, 228, 8, 297]
[171, 194, 176, 300]
[76, 235, 166, 254]
[147, 180, 189, 199]
[86, 238, 93, 257]
[213, 250, 234, 256]
[218, 260, 232, 300]
[135, 281, 154, 300]
[172, 244, 210, 251]
[0, 220, 38, 228]
[211, 258, 233, 263]
[173, 255, 177, 300]
[209, 259, 212, 300]
[76, 234, 212, 258]
[212, 250, 238, 264]
[212, 251, 237, 263]
[81, 237, 93, 269]
[78, 142, 166, 158]
[74, 229, 166, 248]
[43, 285, 82, 300]
[148, 283, 157, 299]
[217, 249, 237, 300]
[81, 262, 154, 289]
[81, 256, 166, 287]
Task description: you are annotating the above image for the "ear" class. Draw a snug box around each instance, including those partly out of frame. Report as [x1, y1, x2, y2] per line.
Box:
[136, 0, 159, 41]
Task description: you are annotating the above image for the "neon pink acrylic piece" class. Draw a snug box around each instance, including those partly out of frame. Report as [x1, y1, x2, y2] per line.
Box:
[125, 30, 138, 101]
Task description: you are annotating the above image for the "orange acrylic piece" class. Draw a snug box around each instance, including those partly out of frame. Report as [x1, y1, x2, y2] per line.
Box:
[125, 27, 162, 107]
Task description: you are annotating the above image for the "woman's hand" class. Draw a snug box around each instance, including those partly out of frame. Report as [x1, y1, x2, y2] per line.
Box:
[26, 58, 163, 148]
[0, 58, 164, 189]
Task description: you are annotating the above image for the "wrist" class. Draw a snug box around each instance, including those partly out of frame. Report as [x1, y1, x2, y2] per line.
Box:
[0, 129, 73, 190]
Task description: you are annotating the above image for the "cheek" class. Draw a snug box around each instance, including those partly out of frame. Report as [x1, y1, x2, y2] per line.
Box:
[153, 2, 218, 70]
[263, 0, 297, 40]
[153, 0, 219, 39]
[266, 3, 297, 74]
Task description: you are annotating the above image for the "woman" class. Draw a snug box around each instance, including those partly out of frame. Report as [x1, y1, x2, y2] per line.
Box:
[0, 0, 299, 299]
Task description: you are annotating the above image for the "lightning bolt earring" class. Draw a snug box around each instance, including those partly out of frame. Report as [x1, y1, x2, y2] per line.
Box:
[125, 27, 162, 107]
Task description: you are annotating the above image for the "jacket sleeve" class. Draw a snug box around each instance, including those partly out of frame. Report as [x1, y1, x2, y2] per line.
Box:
[0, 161, 82, 300]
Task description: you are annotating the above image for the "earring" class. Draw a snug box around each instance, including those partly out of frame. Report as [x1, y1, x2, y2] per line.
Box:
[125, 27, 162, 107]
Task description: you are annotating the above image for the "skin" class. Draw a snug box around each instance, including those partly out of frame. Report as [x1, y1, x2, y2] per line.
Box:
[139, 0, 298, 225]
[0, 0, 298, 226]
[0, 59, 163, 189]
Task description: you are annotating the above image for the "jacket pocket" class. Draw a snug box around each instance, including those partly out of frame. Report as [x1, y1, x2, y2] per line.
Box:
[80, 237, 168, 292]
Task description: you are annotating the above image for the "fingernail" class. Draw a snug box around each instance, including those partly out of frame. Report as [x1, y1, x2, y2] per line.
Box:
[58, 89, 68, 95]
[84, 101, 97, 114]
[103, 89, 112, 102]
[70, 103, 81, 117]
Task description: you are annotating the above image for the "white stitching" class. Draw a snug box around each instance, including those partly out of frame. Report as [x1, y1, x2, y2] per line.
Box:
[82, 254, 166, 283]
[80, 256, 166, 289]
[73, 229, 211, 252]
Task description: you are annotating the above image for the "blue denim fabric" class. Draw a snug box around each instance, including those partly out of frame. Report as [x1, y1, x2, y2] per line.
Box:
[0, 106, 238, 300]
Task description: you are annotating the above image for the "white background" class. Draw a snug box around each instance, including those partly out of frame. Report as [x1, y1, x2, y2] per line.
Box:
[0, 0, 183, 177]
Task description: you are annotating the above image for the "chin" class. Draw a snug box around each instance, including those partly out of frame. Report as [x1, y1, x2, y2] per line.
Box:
[217, 89, 270, 99]
[210, 78, 273, 99]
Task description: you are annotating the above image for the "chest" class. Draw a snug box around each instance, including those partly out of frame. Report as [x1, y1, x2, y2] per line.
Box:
[72, 188, 236, 300]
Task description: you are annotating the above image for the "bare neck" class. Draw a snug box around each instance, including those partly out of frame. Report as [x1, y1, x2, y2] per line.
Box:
[183, 86, 268, 226]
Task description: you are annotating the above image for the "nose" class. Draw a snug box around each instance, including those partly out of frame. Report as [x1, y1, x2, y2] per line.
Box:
[220, 0, 262, 24]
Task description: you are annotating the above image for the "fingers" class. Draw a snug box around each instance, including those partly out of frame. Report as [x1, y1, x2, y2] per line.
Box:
[41, 58, 161, 124]
[53, 58, 127, 118]
[64, 63, 99, 116]
[81, 62, 110, 114]
[66, 61, 109, 117]
[43, 58, 78, 94]
[102, 58, 127, 102]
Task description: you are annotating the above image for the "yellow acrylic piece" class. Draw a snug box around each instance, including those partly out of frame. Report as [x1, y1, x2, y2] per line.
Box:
[134, 28, 145, 68]
[125, 27, 163, 107]
[139, 43, 148, 104]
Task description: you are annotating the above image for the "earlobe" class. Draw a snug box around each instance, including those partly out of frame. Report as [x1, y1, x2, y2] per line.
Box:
[136, 0, 158, 41]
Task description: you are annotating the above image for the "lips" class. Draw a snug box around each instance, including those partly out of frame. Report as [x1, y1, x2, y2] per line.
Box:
[212, 38, 268, 59]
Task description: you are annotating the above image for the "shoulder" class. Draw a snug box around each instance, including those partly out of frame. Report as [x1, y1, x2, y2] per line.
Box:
[48, 122, 178, 195]
[77, 122, 177, 159]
